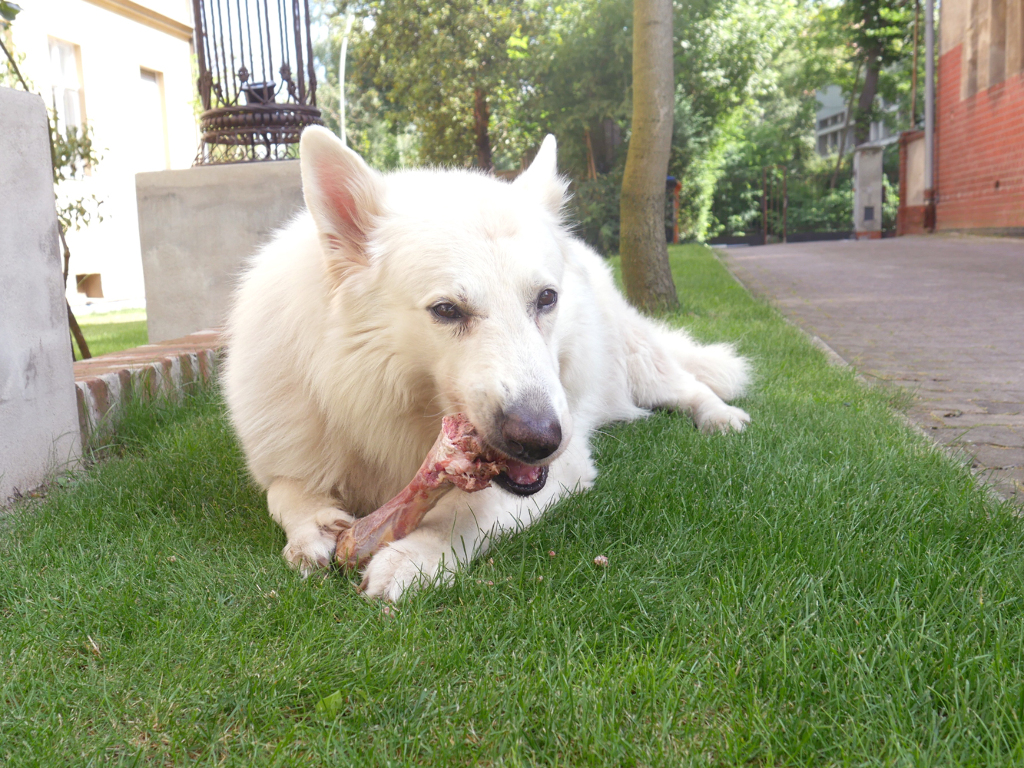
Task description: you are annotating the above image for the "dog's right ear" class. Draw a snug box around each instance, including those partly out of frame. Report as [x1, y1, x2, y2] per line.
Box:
[300, 126, 386, 283]
[514, 134, 567, 218]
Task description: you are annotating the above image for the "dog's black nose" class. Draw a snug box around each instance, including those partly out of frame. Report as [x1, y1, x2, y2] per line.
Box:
[500, 404, 562, 462]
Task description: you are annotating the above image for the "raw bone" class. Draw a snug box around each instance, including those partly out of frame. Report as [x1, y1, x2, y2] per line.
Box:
[335, 414, 504, 571]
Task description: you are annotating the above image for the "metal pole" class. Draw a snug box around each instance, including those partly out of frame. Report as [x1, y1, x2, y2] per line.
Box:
[762, 166, 768, 245]
[910, 0, 920, 127]
[782, 166, 787, 243]
[338, 7, 355, 144]
[924, 0, 935, 228]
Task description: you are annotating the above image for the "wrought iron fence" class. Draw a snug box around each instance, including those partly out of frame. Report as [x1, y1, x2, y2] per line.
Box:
[192, 0, 323, 163]
[709, 163, 861, 245]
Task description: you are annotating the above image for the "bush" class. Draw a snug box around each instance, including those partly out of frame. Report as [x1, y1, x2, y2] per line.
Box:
[785, 176, 854, 232]
[567, 170, 622, 256]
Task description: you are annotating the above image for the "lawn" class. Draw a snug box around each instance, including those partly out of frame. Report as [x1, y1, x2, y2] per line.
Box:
[3, 245, 1022, 765]
[74, 308, 148, 358]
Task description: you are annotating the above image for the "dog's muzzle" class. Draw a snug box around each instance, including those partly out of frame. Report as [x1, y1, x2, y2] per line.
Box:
[491, 400, 561, 496]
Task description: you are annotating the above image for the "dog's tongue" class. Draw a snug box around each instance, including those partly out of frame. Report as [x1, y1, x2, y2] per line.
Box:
[503, 458, 543, 486]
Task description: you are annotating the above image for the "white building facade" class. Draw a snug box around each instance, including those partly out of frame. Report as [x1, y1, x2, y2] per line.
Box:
[8, 0, 198, 307]
[815, 84, 898, 156]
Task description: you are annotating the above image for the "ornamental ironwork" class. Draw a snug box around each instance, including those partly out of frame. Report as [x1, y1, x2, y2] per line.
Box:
[191, 0, 323, 163]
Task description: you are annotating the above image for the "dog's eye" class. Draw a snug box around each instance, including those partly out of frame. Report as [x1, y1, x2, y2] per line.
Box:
[431, 302, 464, 321]
[537, 289, 558, 311]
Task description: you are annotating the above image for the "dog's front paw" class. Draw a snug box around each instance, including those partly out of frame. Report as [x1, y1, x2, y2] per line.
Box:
[359, 538, 453, 602]
[282, 510, 356, 577]
[695, 402, 750, 434]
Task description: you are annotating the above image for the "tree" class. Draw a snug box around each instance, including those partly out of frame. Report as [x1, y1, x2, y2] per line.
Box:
[848, 1, 910, 145]
[352, 0, 534, 170]
[519, 0, 632, 178]
[529, 0, 800, 246]
[311, 3, 421, 172]
[669, 0, 806, 237]
[810, 0, 912, 147]
[619, 0, 677, 313]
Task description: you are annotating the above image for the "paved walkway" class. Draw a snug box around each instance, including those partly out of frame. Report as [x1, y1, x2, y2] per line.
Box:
[719, 235, 1024, 503]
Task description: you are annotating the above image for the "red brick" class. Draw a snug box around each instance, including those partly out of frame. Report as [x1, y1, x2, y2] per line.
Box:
[71, 331, 225, 448]
[935, 47, 1024, 231]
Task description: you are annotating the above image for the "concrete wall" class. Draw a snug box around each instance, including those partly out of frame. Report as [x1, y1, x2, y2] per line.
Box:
[0, 88, 82, 504]
[904, 136, 926, 207]
[137, 161, 305, 342]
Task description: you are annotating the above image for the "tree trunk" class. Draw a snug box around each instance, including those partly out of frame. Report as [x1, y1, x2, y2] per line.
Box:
[473, 88, 493, 172]
[854, 48, 882, 146]
[619, 0, 678, 314]
[67, 300, 91, 361]
[584, 127, 597, 180]
[830, 61, 862, 190]
[58, 219, 91, 359]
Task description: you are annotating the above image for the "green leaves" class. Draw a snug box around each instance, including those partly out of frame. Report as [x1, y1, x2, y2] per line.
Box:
[314, 0, 916, 244]
[350, 0, 536, 169]
[49, 117, 105, 231]
[506, 29, 529, 60]
[0, 1, 22, 23]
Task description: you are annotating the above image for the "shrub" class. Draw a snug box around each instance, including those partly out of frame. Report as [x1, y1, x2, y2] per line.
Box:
[567, 169, 623, 256]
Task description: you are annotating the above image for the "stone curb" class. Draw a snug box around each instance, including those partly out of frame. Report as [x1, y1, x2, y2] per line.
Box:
[73, 330, 224, 449]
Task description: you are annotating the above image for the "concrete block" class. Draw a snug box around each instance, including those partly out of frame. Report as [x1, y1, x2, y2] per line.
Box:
[136, 160, 305, 342]
[903, 135, 925, 207]
[853, 145, 884, 238]
[0, 87, 82, 504]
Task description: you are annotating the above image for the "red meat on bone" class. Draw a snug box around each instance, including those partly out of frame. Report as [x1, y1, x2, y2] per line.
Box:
[335, 414, 507, 571]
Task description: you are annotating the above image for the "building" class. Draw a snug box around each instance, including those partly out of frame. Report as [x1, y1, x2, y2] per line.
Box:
[933, 0, 1024, 233]
[6, 0, 198, 307]
[815, 85, 854, 155]
[815, 85, 898, 156]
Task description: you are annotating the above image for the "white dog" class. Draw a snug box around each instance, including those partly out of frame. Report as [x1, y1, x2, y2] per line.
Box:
[223, 126, 750, 601]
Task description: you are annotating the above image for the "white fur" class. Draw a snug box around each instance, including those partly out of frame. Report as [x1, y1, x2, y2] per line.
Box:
[223, 127, 751, 601]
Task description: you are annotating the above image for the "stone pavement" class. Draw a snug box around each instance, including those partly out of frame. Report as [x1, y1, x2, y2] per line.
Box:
[719, 235, 1024, 503]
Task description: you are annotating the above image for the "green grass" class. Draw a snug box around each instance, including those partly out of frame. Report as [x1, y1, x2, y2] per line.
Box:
[3, 245, 1023, 765]
[74, 308, 148, 358]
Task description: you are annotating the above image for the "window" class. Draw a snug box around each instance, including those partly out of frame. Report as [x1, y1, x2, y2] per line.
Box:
[76, 273, 103, 299]
[138, 68, 169, 171]
[49, 38, 83, 133]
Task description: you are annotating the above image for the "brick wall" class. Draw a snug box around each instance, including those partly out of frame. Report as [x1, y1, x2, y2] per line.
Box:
[936, 45, 1024, 232]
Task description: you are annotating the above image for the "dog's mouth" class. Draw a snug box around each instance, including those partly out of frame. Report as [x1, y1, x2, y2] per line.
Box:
[493, 459, 549, 497]
[449, 418, 553, 497]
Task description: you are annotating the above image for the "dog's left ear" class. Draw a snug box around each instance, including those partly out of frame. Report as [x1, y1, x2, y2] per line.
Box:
[300, 126, 386, 283]
[514, 134, 568, 218]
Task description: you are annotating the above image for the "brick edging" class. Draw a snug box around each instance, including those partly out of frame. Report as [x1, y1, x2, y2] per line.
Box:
[73, 330, 224, 448]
